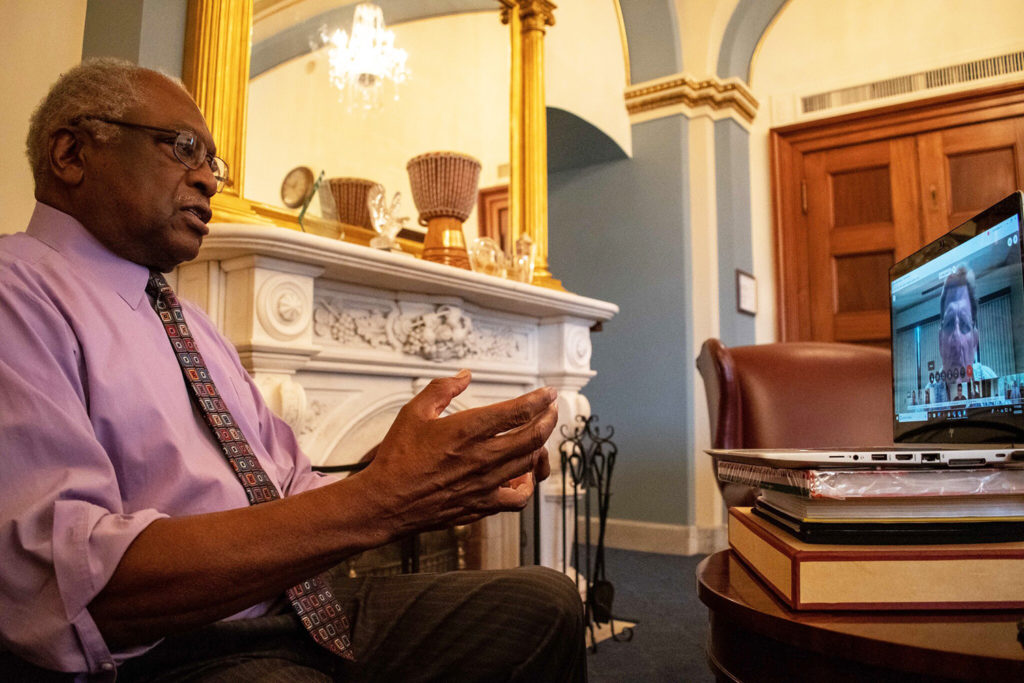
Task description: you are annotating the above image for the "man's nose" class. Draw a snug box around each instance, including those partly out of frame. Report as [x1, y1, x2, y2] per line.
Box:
[188, 163, 218, 197]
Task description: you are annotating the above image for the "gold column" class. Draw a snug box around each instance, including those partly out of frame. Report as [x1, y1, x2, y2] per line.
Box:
[500, 1, 524, 249]
[182, 0, 272, 224]
[517, 0, 562, 290]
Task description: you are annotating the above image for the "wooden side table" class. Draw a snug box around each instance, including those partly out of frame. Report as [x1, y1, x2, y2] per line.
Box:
[697, 550, 1024, 682]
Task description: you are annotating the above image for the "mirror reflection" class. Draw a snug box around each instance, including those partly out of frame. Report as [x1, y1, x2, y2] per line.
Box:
[246, 2, 510, 242]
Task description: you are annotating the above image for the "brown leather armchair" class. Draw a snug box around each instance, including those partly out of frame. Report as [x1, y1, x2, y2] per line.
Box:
[696, 338, 893, 507]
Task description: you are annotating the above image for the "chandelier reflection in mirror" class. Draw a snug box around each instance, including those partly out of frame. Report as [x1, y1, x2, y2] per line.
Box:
[321, 3, 409, 112]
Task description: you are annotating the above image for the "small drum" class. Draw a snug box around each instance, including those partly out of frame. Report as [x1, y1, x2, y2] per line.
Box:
[326, 177, 383, 230]
[406, 152, 481, 269]
[406, 151, 482, 226]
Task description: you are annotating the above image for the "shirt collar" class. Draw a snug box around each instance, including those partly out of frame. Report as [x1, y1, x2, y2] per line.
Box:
[26, 202, 152, 310]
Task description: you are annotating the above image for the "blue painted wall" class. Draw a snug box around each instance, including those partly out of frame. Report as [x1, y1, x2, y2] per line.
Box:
[82, 0, 185, 77]
[548, 107, 629, 172]
[712, 0, 784, 346]
[545, 0, 779, 527]
[618, 0, 682, 81]
[714, 119, 756, 346]
[544, 0, 691, 526]
[717, 0, 787, 80]
[549, 115, 693, 525]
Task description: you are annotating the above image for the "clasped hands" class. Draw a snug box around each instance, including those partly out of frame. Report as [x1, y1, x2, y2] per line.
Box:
[357, 369, 558, 535]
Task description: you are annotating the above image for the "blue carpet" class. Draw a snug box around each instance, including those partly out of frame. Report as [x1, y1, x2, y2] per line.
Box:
[584, 548, 713, 682]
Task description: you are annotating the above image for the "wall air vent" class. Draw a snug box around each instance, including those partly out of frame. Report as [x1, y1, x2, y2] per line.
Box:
[801, 51, 1024, 114]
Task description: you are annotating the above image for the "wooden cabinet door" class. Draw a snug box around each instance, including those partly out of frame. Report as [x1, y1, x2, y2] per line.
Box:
[803, 138, 920, 344]
[917, 117, 1024, 242]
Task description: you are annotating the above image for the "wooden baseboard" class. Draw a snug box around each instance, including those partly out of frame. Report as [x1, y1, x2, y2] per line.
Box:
[581, 517, 728, 556]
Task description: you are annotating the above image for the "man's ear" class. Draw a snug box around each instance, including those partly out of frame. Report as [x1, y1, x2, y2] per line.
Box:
[48, 128, 86, 186]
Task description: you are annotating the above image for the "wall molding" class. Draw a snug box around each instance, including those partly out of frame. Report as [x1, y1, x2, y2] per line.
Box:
[583, 517, 727, 556]
[626, 73, 758, 127]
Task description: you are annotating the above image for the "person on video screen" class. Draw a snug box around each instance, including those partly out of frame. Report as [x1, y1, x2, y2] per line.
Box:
[929, 264, 997, 402]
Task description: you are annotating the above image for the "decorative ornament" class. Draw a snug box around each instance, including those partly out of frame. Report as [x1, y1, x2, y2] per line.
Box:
[367, 185, 409, 252]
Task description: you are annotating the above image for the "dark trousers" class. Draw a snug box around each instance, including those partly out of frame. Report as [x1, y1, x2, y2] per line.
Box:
[6, 566, 587, 682]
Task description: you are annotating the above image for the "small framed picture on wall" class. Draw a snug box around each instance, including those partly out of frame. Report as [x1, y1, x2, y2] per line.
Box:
[736, 269, 757, 316]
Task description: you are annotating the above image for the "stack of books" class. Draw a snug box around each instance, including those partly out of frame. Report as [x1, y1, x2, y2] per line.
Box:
[754, 486, 1024, 544]
[719, 461, 1024, 610]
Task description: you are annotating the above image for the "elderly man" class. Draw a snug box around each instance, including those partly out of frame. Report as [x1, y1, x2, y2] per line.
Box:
[928, 264, 997, 403]
[0, 59, 585, 681]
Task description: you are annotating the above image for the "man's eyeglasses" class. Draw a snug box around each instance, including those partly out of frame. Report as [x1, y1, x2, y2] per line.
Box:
[81, 116, 230, 193]
[941, 311, 975, 335]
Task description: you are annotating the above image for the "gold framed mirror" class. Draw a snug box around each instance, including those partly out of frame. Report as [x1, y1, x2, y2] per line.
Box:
[182, 0, 561, 289]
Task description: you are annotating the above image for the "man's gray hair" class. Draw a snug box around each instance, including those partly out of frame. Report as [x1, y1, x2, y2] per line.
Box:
[26, 58, 186, 188]
[940, 264, 978, 326]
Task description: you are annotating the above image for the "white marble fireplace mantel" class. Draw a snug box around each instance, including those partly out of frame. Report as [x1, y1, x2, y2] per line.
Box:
[175, 224, 618, 570]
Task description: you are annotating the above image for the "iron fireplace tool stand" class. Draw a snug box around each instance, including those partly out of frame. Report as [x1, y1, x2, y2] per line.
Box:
[560, 415, 634, 652]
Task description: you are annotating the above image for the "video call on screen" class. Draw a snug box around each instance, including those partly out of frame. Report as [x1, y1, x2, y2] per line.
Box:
[891, 213, 1024, 429]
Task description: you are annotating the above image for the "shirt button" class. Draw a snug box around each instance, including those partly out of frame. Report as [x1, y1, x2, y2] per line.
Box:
[101, 662, 115, 671]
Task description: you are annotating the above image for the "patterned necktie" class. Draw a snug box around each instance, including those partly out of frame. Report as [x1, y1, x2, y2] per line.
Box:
[146, 271, 355, 661]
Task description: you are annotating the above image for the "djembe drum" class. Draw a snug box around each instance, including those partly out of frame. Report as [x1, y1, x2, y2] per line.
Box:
[406, 151, 481, 269]
[326, 177, 382, 233]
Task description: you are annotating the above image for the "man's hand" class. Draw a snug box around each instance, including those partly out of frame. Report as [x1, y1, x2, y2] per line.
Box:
[356, 370, 557, 535]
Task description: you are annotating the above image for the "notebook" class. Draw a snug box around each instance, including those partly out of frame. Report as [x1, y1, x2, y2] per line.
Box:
[709, 191, 1024, 469]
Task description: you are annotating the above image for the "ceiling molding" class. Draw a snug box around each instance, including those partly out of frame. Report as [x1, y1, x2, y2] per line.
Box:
[625, 74, 759, 125]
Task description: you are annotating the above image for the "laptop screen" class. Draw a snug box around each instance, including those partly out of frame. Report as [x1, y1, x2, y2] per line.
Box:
[890, 191, 1024, 443]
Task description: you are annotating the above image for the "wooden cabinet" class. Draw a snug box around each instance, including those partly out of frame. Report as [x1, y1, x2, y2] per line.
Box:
[772, 83, 1024, 345]
[917, 117, 1024, 240]
[803, 137, 919, 343]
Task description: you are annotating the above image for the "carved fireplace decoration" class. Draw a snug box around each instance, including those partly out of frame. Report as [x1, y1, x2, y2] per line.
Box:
[313, 299, 524, 362]
[178, 1, 616, 573]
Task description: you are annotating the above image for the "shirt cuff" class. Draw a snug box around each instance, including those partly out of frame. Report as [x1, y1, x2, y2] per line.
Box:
[52, 501, 168, 674]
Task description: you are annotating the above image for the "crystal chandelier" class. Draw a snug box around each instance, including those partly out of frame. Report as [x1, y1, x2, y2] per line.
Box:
[326, 3, 409, 111]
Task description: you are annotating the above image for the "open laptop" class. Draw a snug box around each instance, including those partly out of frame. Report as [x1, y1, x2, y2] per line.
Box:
[708, 191, 1024, 469]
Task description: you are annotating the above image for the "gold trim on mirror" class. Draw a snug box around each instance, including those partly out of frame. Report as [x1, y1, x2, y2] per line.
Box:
[613, 0, 630, 87]
[183, 0, 272, 225]
[500, 1, 523, 256]
[182, 0, 564, 280]
[516, 0, 562, 290]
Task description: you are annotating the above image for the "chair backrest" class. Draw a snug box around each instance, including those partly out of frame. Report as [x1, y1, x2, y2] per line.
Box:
[696, 338, 893, 506]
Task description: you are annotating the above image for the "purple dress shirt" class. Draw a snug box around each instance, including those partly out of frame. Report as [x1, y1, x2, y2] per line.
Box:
[0, 203, 333, 676]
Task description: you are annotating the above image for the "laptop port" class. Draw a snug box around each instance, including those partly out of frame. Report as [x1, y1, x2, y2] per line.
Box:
[894, 453, 913, 461]
[921, 452, 940, 462]
[948, 458, 985, 466]
[871, 453, 888, 461]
